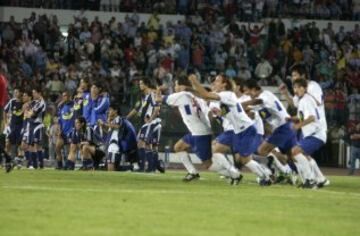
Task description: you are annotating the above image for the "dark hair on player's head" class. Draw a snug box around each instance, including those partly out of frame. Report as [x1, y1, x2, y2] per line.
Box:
[109, 103, 121, 114]
[234, 77, 245, 92]
[140, 77, 155, 89]
[244, 79, 261, 90]
[92, 81, 104, 92]
[76, 116, 86, 125]
[32, 86, 42, 94]
[177, 75, 192, 87]
[293, 78, 308, 88]
[23, 90, 32, 97]
[291, 64, 308, 79]
[81, 77, 89, 83]
[218, 74, 233, 91]
[14, 87, 24, 93]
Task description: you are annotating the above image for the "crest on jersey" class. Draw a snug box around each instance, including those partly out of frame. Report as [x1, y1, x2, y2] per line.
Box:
[259, 108, 271, 119]
[220, 104, 230, 116]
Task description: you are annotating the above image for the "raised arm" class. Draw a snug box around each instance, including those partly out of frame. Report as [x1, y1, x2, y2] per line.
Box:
[279, 84, 295, 108]
[188, 74, 220, 101]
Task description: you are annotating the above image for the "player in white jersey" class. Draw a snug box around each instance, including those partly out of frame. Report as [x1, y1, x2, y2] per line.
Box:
[156, 75, 241, 183]
[189, 75, 272, 185]
[241, 79, 317, 187]
[127, 78, 161, 172]
[290, 79, 329, 188]
[280, 65, 329, 187]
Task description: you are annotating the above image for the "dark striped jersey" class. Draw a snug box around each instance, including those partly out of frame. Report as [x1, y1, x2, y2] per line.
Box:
[30, 98, 46, 124]
[4, 98, 23, 126]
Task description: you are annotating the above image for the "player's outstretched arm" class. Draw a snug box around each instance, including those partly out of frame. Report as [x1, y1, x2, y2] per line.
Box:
[279, 84, 295, 108]
[188, 74, 220, 101]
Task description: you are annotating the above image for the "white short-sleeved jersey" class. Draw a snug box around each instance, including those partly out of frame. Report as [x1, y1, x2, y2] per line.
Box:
[293, 80, 327, 131]
[258, 90, 290, 130]
[164, 91, 212, 136]
[216, 91, 254, 134]
[298, 94, 327, 142]
[238, 94, 264, 135]
[209, 101, 234, 132]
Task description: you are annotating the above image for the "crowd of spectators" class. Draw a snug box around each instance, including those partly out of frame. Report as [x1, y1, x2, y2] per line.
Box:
[0, 8, 359, 144]
[1, 0, 360, 21]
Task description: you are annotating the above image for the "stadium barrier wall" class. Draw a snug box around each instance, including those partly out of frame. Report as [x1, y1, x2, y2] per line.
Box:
[0, 7, 359, 32]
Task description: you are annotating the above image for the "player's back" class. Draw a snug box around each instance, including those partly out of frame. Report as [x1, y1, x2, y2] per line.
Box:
[165, 91, 212, 136]
[217, 91, 253, 134]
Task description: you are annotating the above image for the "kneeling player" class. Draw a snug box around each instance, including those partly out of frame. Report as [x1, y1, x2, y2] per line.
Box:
[66, 117, 105, 170]
[99, 105, 139, 171]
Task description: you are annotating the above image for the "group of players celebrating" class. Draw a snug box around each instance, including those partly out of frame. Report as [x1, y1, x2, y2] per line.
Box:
[1, 64, 330, 189]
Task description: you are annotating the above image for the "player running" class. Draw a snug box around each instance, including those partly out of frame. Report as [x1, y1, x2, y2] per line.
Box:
[242, 79, 315, 188]
[188, 74, 271, 185]
[280, 64, 329, 187]
[156, 75, 241, 183]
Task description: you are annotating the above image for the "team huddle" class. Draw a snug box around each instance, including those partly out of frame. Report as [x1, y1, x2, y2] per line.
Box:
[1, 64, 329, 189]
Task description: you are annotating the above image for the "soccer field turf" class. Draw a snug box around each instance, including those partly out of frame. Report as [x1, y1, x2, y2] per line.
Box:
[1, 170, 360, 236]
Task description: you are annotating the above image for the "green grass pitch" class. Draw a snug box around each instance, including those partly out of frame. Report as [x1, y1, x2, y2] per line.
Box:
[1, 170, 360, 236]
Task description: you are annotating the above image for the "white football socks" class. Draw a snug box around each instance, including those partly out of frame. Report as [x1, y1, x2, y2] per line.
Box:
[309, 158, 326, 183]
[269, 153, 291, 174]
[178, 151, 198, 174]
[293, 153, 313, 182]
[212, 153, 240, 179]
[245, 160, 269, 180]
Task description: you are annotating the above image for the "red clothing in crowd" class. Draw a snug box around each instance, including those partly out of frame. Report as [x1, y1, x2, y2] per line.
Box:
[0, 74, 9, 108]
[334, 90, 346, 110]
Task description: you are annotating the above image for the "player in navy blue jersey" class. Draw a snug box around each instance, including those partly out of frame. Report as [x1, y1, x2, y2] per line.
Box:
[66, 116, 105, 170]
[89, 82, 110, 127]
[20, 90, 33, 168]
[80, 78, 92, 124]
[99, 104, 139, 171]
[55, 91, 74, 169]
[3, 88, 24, 167]
[26, 87, 46, 169]
[126, 78, 161, 172]
[73, 88, 84, 120]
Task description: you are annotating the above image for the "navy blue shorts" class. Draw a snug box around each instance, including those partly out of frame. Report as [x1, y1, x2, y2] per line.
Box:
[138, 123, 149, 141]
[298, 136, 325, 156]
[146, 122, 162, 145]
[182, 134, 212, 161]
[26, 123, 44, 145]
[232, 125, 259, 157]
[6, 125, 23, 145]
[215, 130, 234, 147]
[266, 122, 297, 154]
